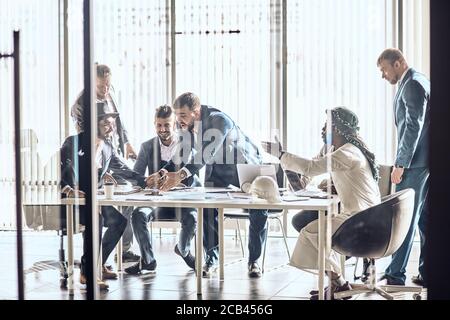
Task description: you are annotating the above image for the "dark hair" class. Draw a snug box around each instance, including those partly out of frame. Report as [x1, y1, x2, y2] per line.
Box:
[96, 63, 111, 78]
[173, 92, 200, 110]
[377, 48, 405, 66]
[155, 104, 173, 119]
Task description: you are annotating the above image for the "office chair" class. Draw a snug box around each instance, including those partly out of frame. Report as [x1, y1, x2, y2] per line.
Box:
[331, 188, 422, 300]
[148, 208, 181, 244]
[353, 164, 394, 282]
[23, 204, 82, 288]
[147, 207, 197, 259]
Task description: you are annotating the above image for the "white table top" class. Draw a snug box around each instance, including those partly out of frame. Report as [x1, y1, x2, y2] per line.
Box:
[57, 187, 338, 211]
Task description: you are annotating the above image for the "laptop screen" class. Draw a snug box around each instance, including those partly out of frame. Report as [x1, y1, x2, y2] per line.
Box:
[284, 169, 308, 192]
[236, 164, 278, 191]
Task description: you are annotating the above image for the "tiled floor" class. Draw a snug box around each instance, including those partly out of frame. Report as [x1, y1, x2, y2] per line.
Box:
[0, 230, 425, 300]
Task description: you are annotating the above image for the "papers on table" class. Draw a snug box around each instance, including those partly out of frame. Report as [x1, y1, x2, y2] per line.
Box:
[98, 185, 142, 195]
[281, 195, 309, 202]
[125, 190, 234, 201]
[120, 187, 319, 203]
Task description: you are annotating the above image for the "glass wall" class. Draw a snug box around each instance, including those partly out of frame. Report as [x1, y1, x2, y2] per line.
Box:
[1, 0, 62, 300]
[0, 0, 430, 300]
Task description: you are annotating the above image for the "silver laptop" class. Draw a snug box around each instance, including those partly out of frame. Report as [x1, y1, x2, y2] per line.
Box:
[236, 164, 278, 192]
[284, 170, 329, 198]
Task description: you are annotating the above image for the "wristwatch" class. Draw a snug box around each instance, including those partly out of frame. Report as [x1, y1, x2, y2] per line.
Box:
[158, 168, 168, 177]
[395, 165, 404, 169]
[178, 169, 188, 181]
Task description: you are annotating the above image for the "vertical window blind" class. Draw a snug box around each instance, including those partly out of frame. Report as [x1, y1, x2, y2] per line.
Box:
[174, 0, 273, 143]
[0, 0, 429, 229]
[286, 0, 396, 164]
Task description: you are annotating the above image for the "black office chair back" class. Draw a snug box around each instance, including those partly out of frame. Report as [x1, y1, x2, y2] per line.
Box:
[331, 188, 415, 259]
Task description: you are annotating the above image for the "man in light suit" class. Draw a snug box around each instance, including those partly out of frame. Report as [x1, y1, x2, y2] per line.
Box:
[124, 105, 201, 274]
[377, 48, 430, 287]
[154, 92, 268, 278]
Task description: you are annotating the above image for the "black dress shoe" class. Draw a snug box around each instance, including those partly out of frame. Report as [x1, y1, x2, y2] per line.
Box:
[248, 262, 262, 278]
[124, 259, 157, 275]
[411, 274, 426, 287]
[116, 250, 141, 263]
[174, 245, 196, 270]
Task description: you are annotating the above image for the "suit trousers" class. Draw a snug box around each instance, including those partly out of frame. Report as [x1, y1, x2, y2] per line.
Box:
[131, 207, 197, 264]
[81, 206, 127, 275]
[385, 166, 429, 283]
[121, 206, 134, 252]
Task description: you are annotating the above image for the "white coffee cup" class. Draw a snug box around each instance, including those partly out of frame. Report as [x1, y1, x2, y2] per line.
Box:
[104, 183, 115, 199]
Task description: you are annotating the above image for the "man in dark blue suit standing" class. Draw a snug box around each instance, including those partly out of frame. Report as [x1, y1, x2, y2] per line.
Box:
[156, 92, 268, 278]
[377, 48, 430, 287]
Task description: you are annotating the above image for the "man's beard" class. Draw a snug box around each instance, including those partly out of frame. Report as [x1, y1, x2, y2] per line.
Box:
[158, 133, 171, 142]
[180, 122, 195, 132]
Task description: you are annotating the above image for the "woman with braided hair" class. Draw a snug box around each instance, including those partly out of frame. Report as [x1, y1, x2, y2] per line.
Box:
[262, 107, 381, 299]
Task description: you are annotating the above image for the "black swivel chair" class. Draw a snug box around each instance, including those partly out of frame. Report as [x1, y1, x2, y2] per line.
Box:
[331, 188, 423, 300]
[353, 164, 394, 282]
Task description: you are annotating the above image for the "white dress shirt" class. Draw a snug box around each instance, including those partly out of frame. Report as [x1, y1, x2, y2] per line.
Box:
[159, 137, 178, 162]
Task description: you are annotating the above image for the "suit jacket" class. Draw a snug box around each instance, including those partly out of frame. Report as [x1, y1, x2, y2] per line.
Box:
[71, 88, 129, 156]
[164, 105, 262, 187]
[394, 68, 430, 168]
[134, 136, 200, 187]
[60, 132, 146, 224]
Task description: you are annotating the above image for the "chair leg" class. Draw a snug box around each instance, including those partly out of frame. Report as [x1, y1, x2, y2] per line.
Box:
[149, 222, 153, 245]
[340, 255, 346, 279]
[335, 259, 423, 300]
[374, 286, 394, 300]
[59, 233, 68, 288]
[334, 287, 372, 299]
[379, 285, 422, 294]
[353, 257, 360, 280]
[193, 234, 196, 256]
[235, 219, 245, 258]
[275, 217, 290, 260]
[262, 226, 268, 273]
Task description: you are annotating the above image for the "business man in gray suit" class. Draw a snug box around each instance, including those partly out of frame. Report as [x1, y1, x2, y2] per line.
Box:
[124, 105, 200, 274]
[377, 48, 430, 287]
[155, 92, 268, 278]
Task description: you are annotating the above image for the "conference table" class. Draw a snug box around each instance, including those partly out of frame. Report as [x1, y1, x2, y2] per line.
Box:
[61, 188, 339, 300]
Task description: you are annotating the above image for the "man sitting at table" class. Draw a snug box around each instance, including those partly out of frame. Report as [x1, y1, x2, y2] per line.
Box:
[60, 103, 149, 290]
[263, 107, 381, 299]
[124, 105, 201, 274]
